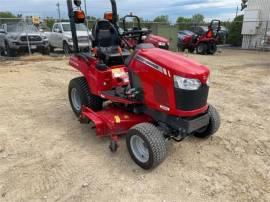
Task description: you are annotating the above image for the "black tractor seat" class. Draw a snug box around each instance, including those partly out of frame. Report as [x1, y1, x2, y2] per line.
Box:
[92, 19, 130, 67]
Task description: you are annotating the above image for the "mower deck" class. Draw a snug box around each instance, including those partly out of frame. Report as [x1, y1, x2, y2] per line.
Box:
[80, 105, 152, 138]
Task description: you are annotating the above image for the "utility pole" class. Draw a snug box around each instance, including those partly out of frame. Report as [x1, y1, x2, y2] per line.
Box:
[235, 5, 239, 18]
[56, 2, 61, 22]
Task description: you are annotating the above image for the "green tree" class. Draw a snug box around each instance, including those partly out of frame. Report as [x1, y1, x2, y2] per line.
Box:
[192, 14, 204, 23]
[44, 17, 55, 30]
[227, 15, 244, 46]
[87, 16, 97, 21]
[0, 12, 16, 18]
[153, 15, 169, 23]
[176, 17, 192, 23]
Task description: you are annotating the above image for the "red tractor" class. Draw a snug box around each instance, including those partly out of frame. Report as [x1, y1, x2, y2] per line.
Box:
[120, 14, 170, 50]
[67, 0, 220, 170]
[177, 20, 221, 55]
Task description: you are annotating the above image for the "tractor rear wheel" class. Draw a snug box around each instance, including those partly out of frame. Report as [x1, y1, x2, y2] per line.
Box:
[126, 123, 167, 170]
[196, 43, 207, 55]
[68, 77, 103, 117]
[194, 105, 220, 138]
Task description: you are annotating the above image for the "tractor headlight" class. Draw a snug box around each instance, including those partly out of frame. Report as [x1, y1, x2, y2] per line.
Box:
[158, 42, 166, 46]
[174, 75, 201, 90]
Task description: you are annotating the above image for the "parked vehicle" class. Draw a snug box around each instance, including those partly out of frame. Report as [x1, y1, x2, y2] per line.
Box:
[46, 22, 92, 55]
[190, 25, 229, 44]
[0, 23, 50, 57]
[66, 0, 220, 170]
[177, 30, 197, 52]
[0, 28, 5, 56]
[190, 26, 208, 36]
[178, 20, 221, 55]
[116, 14, 170, 50]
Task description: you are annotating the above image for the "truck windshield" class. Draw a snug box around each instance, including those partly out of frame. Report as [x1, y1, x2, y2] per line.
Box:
[62, 23, 88, 32]
[7, 24, 38, 33]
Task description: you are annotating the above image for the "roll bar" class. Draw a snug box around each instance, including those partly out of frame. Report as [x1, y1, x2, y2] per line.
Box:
[110, 0, 118, 25]
[67, 0, 80, 53]
[122, 14, 141, 31]
[66, 0, 118, 53]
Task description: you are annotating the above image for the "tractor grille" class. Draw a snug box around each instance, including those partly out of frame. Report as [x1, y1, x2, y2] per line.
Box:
[174, 84, 209, 111]
[153, 81, 169, 106]
[20, 36, 42, 42]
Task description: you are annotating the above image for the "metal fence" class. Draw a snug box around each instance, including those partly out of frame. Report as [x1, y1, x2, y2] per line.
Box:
[1, 17, 270, 55]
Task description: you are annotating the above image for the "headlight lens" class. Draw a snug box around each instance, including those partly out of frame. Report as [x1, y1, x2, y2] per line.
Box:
[8, 35, 17, 40]
[174, 75, 201, 90]
[158, 42, 166, 46]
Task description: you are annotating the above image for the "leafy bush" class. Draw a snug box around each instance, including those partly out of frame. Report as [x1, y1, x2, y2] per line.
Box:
[228, 15, 244, 46]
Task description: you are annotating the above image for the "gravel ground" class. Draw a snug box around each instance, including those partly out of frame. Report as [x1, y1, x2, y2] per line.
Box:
[0, 49, 269, 202]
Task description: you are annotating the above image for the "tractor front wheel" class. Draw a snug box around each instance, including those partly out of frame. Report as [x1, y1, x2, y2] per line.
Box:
[188, 47, 195, 53]
[207, 42, 217, 55]
[194, 105, 220, 138]
[68, 77, 103, 117]
[196, 43, 207, 55]
[126, 123, 167, 170]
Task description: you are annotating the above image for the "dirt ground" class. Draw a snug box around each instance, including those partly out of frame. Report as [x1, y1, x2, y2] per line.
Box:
[0, 49, 270, 202]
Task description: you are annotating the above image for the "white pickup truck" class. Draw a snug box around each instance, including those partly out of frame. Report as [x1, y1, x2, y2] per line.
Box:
[46, 22, 92, 55]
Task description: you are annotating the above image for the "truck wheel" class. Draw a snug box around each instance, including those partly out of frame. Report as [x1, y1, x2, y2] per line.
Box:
[5, 42, 16, 57]
[42, 47, 50, 55]
[194, 105, 221, 138]
[208, 42, 217, 55]
[49, 45, 54, 52]
[196, 43, 207, 55]
[0, 47, 5, 56]
[126, 123, 167, 170]
[68, 77, 103, 117]
[63, 42, 71, 56]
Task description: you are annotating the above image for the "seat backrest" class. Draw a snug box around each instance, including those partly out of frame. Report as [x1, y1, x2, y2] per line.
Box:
[92, 19, 119, 48]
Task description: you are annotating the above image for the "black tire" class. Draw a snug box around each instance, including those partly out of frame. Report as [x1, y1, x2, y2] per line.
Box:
[194, 105, 220, 138]
[188, 47, 195, 53]
[196, 43, 207, 55]
[63, 42, 71, 56]
[177, 43, 185, 52]
[42, 47, 50, 55]
[49, 45, 54, 52]
[68, 77, 103, 117]
[5, 42, 16, 57]
[207, 42, 217, 55]
[126, 123, 167, 170]
[0, 47, 5, 56]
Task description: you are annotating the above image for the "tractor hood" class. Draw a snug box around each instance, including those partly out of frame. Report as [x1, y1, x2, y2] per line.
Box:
[148, 34, 169, 43]
[138, 48, 210, 82]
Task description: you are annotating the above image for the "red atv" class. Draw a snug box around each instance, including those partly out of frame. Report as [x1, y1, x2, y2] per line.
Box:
[177, 20, 221, 55]
[120, 14, 170, 50]
[67, 0, 220, 170]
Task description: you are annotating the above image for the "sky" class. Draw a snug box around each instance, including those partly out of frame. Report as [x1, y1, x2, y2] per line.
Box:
[0, 0, 243, 22]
